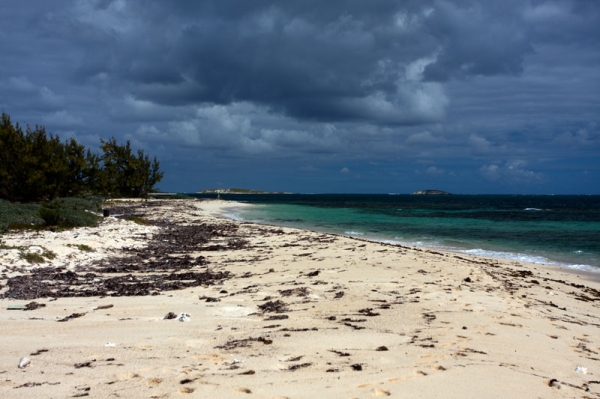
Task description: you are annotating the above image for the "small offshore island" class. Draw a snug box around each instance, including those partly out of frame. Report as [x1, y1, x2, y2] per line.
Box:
[412, 189, 452, 195]
[197, 188, 292, 195]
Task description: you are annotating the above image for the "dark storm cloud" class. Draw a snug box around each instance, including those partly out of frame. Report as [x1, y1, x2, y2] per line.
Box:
[46, 0, 448, 124]
[0, 0, 599, 193]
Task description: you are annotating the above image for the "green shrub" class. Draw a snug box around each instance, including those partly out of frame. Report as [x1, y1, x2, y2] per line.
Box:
[1, 197, 100, 231]
[58, 209, 99, 227]
[0, 200, 44, 231]
[49, 197, 103, 212]
[39, 203, 62, 226]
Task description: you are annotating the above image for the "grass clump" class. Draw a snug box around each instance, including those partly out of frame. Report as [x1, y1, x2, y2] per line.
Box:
[20, 252, 45, 263]
[19, 248, 56, 264]
[67, 243, 95, 252]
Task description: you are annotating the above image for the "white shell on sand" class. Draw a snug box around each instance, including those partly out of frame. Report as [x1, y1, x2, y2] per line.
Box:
[18, 357, 30, 369]
[177, 312, 191, 322]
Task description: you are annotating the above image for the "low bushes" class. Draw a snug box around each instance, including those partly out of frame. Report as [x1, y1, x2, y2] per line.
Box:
[0, 197, 102, 232]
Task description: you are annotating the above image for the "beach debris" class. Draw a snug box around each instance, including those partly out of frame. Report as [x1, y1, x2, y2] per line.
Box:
[199, 295, 220, 302]
[74, 361, 94, 368]
[343, 322, 366, 330]
[376, 346, 389, 351]
[104, 342, 116, 347]
[24, 301, 45, 310]
[351, 364, 363, 371]
[333, 291, 345, 299]
[258, 300, 288, 313]
[548, 378, 561, 389]
[575, 366, 588, 374]
[358, 307, 380, 317]
[57, 312, 86, 322]
[7, 304, 27, 310]
[265, 314, 289, 321]
[216, 337, 273, 350]
[279, 287, 310, 297]
[1, 220, 233, 301]
[233, 358, 244, 364]
[163, 311, 177, 320]
[288, 363, 312, 371]
[329, 350, 351, 357]
[18, 357, 31, 369]
[93, 304, 113, 311]
[463, 277, 472, 283]
[177, 312, 191, 322]
[239, 370, 255, 375]
[547, 291, 554, 296]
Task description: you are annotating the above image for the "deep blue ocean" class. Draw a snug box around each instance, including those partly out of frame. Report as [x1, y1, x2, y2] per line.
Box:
[191, 194, 600, 272]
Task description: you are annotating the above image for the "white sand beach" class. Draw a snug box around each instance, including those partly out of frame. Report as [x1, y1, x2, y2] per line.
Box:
[1, 199, 599, 398]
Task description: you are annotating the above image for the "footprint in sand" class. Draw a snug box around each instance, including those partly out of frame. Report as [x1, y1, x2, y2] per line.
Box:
[388, 376, 409, 383]
[179, 387, 195, 394]
[147, 377, 162, 387]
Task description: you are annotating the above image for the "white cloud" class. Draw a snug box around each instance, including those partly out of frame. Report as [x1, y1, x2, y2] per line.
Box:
[42, 110, 82, 128]
[8, 76, 37, 92]
[425, 165, 444, 177]
[479, 160, 544, 184]
[406, 131, 445, 145]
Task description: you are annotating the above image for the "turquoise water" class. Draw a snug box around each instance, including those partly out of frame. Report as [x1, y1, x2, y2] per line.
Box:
[193, 194, 600, 272]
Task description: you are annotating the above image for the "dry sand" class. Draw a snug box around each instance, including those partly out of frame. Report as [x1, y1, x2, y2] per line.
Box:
[1, 199, 599, 398]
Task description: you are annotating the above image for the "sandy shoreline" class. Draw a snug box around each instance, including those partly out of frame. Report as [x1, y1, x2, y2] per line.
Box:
[1, 199, 599, 398]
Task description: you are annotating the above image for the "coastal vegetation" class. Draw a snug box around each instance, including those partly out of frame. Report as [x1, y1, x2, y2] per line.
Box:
[0, 197, 102, 231]
[0, 112, 163, 202]
[0, 112, 164, 231]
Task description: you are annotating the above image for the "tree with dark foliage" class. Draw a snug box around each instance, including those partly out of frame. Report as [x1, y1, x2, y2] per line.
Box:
[0, 113, 163, 201]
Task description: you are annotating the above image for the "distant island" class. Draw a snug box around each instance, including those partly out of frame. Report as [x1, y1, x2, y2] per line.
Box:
[197, 188, 291, 194]
[412, 190, 452, 195]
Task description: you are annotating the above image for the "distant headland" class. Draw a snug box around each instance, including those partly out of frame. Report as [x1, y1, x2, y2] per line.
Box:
[412, 190, 452, 195]
[197, 188, 292, 194]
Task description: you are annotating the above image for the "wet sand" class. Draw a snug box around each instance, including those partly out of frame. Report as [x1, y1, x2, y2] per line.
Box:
[1, 199, 599, 398]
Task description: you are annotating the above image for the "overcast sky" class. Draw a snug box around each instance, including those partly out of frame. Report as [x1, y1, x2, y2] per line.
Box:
[1, 0, 599, 194]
